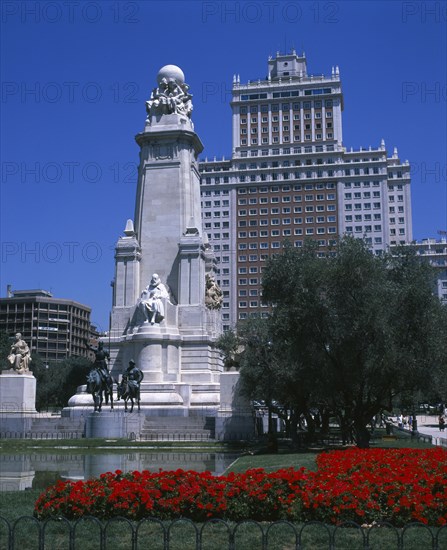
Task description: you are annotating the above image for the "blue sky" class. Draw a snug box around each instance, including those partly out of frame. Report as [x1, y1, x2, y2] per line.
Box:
[1, 0, 446, 331]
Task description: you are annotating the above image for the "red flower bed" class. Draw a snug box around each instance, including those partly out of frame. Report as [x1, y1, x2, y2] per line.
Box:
[34, 448, 447, 526]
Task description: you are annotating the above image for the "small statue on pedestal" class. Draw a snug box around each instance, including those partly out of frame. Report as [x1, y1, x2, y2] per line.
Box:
[7, 333, 31, 374]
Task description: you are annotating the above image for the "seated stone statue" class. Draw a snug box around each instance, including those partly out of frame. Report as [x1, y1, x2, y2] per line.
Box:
[8, 333, 31, 374]
[139, 273, 170, 324]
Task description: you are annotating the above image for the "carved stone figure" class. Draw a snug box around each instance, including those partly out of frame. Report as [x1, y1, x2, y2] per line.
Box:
[8, 333, 31, 374]
[145, 65, 193, 120]
[205, 274, 223, 310]
[139, 273, 170, 324]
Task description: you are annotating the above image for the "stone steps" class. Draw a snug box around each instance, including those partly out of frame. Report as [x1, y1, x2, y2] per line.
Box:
[28, 417, 85, 437]
[141, 415, 215, 440]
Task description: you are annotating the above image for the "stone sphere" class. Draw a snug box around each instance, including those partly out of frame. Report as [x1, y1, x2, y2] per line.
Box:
[157, 65, 185, 86]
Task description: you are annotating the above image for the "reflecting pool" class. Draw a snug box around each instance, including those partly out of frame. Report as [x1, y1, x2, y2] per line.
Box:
[0, 451, 240, 492]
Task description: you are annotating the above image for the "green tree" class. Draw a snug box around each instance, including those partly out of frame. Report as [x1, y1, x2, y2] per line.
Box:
[32, 356, 91, 410]
[216, 329, 242, 371]
[236, 316, 315, 447]
[257, 237, 447, 448]
[0, 332, 11, 369]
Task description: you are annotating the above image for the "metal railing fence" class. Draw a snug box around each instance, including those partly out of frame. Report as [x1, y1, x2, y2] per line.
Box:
[1, 515, 446, 550]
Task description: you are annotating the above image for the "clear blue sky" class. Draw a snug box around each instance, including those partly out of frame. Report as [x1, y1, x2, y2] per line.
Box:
[1, 1, 446, 331]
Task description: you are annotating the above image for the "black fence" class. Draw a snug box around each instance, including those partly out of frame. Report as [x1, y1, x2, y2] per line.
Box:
[1, 516, 446, 549]
[0, 431, 83, 440]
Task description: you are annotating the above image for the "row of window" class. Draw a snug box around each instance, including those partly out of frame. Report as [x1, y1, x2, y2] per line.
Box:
[238, 227, 337, 238]
[238, 204, 337, 215]
[239, 217, 336, 226]
[238, 183, 336, 193]
[240, 133, 334, 145]
[345, 214, 382, 221]
[238, 169, 338, 182]
[239, 101, 334, 114]
[345, 203, 381, 210]
[239, 207, 337, 217]
[206, 233, 230, 240]
[239, 301, 265, 308]
[238, 312, 270, 320]
[345, 192, 381, 199]
[238, 257, 267, 263]
[239, 158, 336, 169]
[202, 200, 230, 207]
[237, 145, 336, 157]
[241, 112, 333, 125]
[200, 158, 402, 175]
[345, 225, 383, 232]
[241, 121, 333, 133]
[344, 181, 382, 188]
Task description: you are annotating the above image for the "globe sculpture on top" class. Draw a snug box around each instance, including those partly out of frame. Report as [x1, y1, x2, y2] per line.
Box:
[145, 64, 193, 121]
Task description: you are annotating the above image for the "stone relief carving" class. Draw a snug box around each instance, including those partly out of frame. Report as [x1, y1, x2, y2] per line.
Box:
[205, 274, 223, 310]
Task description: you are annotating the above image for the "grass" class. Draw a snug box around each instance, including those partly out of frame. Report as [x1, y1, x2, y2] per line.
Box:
[226, 447, 319, 473]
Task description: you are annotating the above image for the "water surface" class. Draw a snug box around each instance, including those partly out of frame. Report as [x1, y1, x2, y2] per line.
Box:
[0, 450, 240, 492]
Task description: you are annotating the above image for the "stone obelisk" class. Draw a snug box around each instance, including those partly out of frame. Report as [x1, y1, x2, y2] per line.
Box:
[106, 65, 223, 414]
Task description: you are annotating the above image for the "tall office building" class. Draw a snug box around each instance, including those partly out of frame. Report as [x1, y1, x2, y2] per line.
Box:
[0, 289, 99, 362]
[200, 51, 412, 330]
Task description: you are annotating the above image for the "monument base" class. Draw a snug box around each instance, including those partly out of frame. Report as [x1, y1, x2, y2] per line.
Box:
[0, 371, 37, 414]
[66, 380, 221, 417]
[215, 372, 254, 441]
[85, 411, 145, 439]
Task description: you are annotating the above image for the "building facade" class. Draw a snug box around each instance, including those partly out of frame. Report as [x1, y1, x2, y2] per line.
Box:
[199, 51, 412, 330]
[0, 289, 98, 362]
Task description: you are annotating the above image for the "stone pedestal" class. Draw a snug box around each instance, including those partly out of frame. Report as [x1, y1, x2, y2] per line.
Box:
[0, 371, 37, 413]
[85, 411, 145, 439]
[215, 373, 254, 441]
[0, 455, 35, 491]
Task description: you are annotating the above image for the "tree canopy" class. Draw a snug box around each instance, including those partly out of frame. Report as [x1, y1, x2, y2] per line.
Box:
[31, 356, 91, 411]
[236, 238, 447, 447]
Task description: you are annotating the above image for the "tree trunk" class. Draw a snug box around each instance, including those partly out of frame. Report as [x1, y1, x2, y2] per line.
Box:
[321, 409, 330, 434]
[289, 414, 301, 448]
[266, 406, 278, 453]
[354, 423, 371, 449]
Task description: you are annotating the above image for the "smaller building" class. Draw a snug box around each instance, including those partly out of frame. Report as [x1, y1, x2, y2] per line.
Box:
[0, 288, 99, 362]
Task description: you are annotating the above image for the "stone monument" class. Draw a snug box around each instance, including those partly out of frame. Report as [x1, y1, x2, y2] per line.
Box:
[68, 65, 223, 420]
[0, 333, 37, 436]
